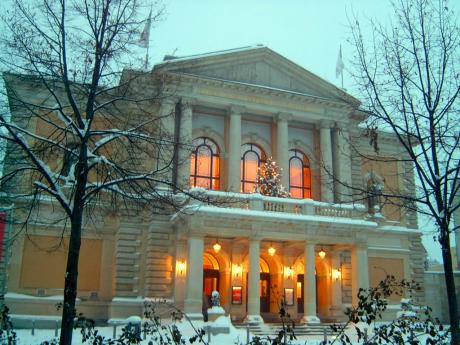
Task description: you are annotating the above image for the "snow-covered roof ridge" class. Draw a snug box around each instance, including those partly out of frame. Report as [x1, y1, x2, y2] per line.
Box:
[156, 45, 266, 65]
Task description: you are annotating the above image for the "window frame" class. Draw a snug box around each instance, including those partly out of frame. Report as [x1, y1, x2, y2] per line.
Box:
[289, 149, 311, 199]
[189, 137, 220, 190]
[241, 143, 266, 193]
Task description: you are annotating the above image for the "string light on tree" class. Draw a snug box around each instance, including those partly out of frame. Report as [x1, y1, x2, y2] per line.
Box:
[257, 157, 290, 198]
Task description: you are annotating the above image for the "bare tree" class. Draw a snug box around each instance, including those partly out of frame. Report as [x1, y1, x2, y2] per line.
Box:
[347, 0, 460, 343]
[0, 1, 204, 344]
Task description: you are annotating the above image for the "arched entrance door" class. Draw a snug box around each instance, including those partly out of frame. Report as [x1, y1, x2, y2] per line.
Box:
[260, 258, 270, 313]
[203, 253, 220, 307]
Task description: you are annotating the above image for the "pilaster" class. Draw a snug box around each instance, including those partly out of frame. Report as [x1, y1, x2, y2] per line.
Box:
[319, 121, 334, 202]
[184, 236, 204, 320]
[351, 242, 369, 306]
[333, 124, 353, 202]
[228, 106, 243, 192]
[275, 112, 291, 189]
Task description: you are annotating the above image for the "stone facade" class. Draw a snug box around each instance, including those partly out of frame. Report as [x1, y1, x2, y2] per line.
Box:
[1, 46, 427, 323]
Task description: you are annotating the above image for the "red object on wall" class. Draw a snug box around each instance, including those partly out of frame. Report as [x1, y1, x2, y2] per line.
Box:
[0, 212, 6, 259]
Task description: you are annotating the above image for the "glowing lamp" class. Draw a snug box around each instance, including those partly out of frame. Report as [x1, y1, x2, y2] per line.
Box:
[318, 248, 326, 259]
[285, 266, 293, 280]
[268, 243, 276, 256]
[213, 240, 221, 253]
[233, 264, 242, 277]
[332, 268, 342, 281]
[176, 260, 186, 275]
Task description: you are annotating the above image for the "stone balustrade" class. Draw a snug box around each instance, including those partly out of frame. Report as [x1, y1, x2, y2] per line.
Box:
[189, 188, 366, 219]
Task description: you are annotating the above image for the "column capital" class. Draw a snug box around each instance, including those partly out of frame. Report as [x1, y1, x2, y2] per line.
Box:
[228, 105, 246, 115]
[161, 97, 178, 107]
[318, 120, 335, 129]
[275, 112, 292, 122]
[181, 97, 197, 109]
[334, 121, 351, 131]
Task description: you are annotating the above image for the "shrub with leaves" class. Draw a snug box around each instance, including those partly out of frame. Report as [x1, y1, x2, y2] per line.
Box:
[326, 276, 449, 344]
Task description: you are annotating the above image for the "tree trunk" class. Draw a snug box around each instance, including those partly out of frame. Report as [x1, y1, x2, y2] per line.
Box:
[440, 226, 460, 345]
[60, 146, 87, 345]
[59, 213, 82, 345]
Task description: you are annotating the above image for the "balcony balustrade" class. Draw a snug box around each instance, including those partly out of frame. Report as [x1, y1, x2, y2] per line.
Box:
[189, 188, 367, 219]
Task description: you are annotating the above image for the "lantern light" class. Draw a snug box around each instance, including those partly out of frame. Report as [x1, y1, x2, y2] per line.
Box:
[268, 242, 276, 256]
[318, 248, 326, 259]
[213, 239, 221, 253]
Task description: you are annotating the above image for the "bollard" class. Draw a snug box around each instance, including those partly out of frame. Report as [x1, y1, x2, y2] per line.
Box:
[246, 325, 250, 344]
[31, 320, 35, 336]
[364, 328, 368, 343]
[55, 320, 59, 337]
[323, 327, 327, 343]
[207, 326, 211, 344]
[113, 324, 117, 339]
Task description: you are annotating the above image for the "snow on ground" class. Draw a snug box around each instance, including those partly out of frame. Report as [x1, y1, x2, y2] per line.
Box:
[11, 318, 444, 345]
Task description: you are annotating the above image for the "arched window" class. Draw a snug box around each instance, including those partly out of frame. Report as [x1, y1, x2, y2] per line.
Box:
[289, 150, 311, 199]
[189, 137, 220, 190]
[241, 143, 266, 193]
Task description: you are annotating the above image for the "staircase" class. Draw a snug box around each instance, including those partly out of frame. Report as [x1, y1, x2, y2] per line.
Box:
[234, 322, 346, 338]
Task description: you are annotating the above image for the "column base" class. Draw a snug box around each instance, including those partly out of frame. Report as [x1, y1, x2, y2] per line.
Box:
[244, 314, 264, 324]
[300, 315, 320, 324]
[185, 313, 204, 321]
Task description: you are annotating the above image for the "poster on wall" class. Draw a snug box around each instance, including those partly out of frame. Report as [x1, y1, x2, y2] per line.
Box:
[232, 286, 242, 304]
[284, 288, 294, 306]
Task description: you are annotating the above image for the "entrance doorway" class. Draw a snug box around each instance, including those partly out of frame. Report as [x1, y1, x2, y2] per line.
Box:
[260, 272, 270, 313]
[297, 274, 304, 313]
[202, 253, 220, 309]
[296, 274, 318, 314]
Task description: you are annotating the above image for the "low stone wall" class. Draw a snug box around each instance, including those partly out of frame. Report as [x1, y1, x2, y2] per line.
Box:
[424, 271, 460, 323]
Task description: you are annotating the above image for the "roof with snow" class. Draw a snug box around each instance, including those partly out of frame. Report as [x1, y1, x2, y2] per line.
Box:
[153, 45, 360, 106]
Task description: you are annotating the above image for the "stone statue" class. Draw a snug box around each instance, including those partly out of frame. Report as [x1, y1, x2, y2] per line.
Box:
[211, 290, 220, 307]
[366, 171, 384, 214]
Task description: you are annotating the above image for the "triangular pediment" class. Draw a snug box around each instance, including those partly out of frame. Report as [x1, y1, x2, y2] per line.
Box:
[154, 46, 359, 104]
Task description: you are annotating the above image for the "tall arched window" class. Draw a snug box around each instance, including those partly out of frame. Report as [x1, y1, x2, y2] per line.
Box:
[241, 143, 266, 193]
[289, 149, 311, 199]
[189, 137, 220, 190]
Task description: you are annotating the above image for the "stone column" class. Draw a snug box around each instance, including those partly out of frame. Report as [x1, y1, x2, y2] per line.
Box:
[351, 243, 369, 306]
[276, 113, 290, 190]
[330, 249, 343, 318]
[333, 124, 353, 202]
[177, 99, 193, 189]
[301, 242, 320, 323]
[184, 236, 204, 320]
[320, 122, 334, 202]
[245, 238, 263, 323]
[158, 99, 176, 182]
[228, 107, 243, 192]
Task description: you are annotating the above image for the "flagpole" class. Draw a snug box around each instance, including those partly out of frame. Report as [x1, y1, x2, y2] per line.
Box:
[145, 42, 149, 70]
[341, 68, 344, 89]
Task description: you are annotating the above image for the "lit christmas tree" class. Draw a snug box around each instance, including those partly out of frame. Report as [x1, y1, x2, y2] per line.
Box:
[257, 157, 290, 198]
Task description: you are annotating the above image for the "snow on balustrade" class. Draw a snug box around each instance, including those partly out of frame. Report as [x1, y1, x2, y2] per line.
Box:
[189, 188, 366, 219]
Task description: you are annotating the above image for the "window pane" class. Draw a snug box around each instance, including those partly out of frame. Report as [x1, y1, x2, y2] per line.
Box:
[212, 156, 220, 178]
[290, 158, 303, 188]
[244, 152, 259, 182]
[195, 177, 211, 189]
[290, 187, 302, 199]
[196, 146, 211, 176]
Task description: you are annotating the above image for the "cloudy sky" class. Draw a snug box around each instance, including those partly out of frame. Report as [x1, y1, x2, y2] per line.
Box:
[147, 0, 394, 90]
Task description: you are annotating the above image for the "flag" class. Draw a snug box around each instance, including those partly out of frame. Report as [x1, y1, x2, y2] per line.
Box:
[138, 9, 152, 48]
[336, 45, 344, 78]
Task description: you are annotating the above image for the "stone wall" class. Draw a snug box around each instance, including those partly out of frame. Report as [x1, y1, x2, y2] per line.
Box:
[424, 271, 460, 323]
